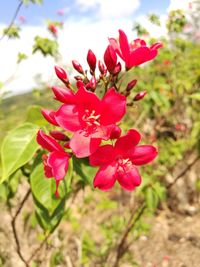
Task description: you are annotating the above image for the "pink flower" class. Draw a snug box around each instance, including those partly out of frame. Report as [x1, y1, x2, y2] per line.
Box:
[89, 129, 157, 191]
[55, 85, 126, 158]
[37, 130, 70, 197]
[109, 29, 162, 70]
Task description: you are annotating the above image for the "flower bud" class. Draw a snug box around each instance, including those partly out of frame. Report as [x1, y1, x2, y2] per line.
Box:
[74, 75, 83, 81]
[52, 86, 75, 104]
[126, 79, 137, 91]
[98, 60, 107, 75]
[110, 125, 121, 139]
[54, 66, 69, 84]
[112, 62, 121, 76]
[76, 80, 85, 89]
[87, 49, 97, 72]
[50, 130, 69, 141]
[41, 109, 58, 126]
[133, 91, 147, 101]
[86, 76, 97, 91]
[104, 45, 117, 73]
[72, 60, 84, 74]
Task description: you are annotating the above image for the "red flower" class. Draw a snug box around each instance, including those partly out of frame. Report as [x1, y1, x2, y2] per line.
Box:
[37, 130, 70, 197]
[48, 24, 58, 37]
[89, 129, 157, 191]
[55, 85, 126, 158]
[109, 29, 162, 70]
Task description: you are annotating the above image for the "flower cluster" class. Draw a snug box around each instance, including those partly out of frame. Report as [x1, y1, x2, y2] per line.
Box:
[37, 29, 162, 197]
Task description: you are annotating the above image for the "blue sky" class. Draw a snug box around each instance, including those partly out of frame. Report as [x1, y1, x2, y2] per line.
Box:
[0, 0, 170, 25]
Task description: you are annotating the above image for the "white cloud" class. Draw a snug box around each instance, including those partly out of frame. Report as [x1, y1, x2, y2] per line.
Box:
[136, 15, 168, 38]
[76, 0, 140, 18]
[168, 0, 191, 11]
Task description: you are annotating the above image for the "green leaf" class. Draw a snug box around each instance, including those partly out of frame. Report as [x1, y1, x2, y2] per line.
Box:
[30, 162, 72, 232]
[73, 157, 97, 186]
[0, 123, 39, 183]
[26, 105, 48, 126]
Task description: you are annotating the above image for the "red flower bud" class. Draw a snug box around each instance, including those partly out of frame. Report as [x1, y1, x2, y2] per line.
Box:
[126, 79, 137, 91]
[74, 75, 83, 81]
[76, 80, 85, 88]
[72, 60, 84, 74]
[90, 76, 97, 90]
[41, 109, 58, 126]
[87, 49, 97, 72]
[50, 130, 69, 141]
[104, 45, 117, 73]
[133, 91, 147, 101]
[98, 60, 107, 75]
[48, 24, 58, 36]
[112, 62, 121, 76]
[110, 125, 121, 139]
[54, 66, 69, 84]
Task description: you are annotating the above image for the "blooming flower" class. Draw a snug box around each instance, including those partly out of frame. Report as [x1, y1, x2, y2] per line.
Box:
[89, 129, 157, 191]
[37, 130, 70, 197]
[109, 29, 162, 70]
[55, 85, 126, 158]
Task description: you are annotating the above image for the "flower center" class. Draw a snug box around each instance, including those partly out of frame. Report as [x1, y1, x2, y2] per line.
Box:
[117, 158, 132, 174]
[81, 109, 101, 135]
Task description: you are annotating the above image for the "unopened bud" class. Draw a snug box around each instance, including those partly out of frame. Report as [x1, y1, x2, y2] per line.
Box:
[76, 80, 85, 89]
[72, 60, 84, 74]
[87, 49, 97, 72]
[126, 79, 137, 91]
[50, 130, 69, 141]
[104, 45, 117, 73]
[133, 91, 147, 101]
[98, 60, 107, 75]
[110, 126, 121, 139]
[54, 66, 69, 84]
[85, 77, 97, 91]
[74, 75, 83, 81]
[113, 62, 121, 76]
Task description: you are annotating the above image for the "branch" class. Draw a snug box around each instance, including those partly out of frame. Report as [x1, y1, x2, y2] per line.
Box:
[112, 203, 146, 267]
[27, 233, 50, 263]
[167, 155, 200, 189]
[11, 188, 31, 267]
[0, 0, 23, 42]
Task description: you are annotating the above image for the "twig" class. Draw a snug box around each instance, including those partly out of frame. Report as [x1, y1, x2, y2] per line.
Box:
[167, 155, 200, 189]
[0, 0, 23, 42]
[27, 233, 51, 263]
[112, 203, 146, 267]
[11, 188, 31, 267]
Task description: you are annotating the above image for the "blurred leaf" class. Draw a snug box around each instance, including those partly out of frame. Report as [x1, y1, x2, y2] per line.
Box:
[33, 36, 59, 57]
[3, 25, 20, 39]
[0, 123, 39, 183]
[17, 52, 28, 64]
[26, 105, 48, 126]
[190, 93, 200, 101]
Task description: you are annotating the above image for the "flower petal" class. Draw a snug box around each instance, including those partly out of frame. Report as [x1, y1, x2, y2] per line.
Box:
[115, 129, 141, 157]
[48, 151, 69, 180]
[55, 104, 81, 132]
[37, 130, 64, 152]
[75, 86, 101, 114]
[93, 163, 117, 191]
[109, 37, 123, 59]
[70, 131, 101, 158]
[130, 145, 158, 165]
[129, 47, 157, 67]
[100, 87, 126, 125]
[119, 29, 130, 64]
[89, 144, 116, 166]
[117, 166, 141, 191]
